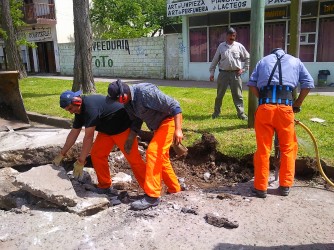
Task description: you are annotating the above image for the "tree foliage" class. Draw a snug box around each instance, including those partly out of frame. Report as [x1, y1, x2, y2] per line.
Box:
[0, 0, 27, 78]
[0, 0, 33, 47]
[90, 0, 181, 39]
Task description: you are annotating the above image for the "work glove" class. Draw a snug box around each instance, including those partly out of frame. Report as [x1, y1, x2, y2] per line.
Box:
[53, 153, 64, 167]
[73, 160, 85, 178]
[124, 131, 137, 154]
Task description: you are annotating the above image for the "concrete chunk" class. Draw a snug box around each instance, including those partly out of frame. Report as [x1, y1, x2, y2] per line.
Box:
[0, 168, 25, 210]
[66, 192, 110, 216]
[0, 128, 84, 168]
[14, 164, 77, 207]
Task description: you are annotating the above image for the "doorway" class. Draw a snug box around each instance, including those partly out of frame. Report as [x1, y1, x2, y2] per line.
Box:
[36, 41, 56, 73]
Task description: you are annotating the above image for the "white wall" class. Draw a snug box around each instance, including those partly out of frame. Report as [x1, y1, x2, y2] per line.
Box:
[54, 0, 74, 43]
[304, 62, 334, 86]
[59, 37, 167, 79]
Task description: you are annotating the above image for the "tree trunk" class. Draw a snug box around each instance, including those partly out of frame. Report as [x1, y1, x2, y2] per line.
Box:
[72, 0, 95, 93]
[0, 0, 27, 79]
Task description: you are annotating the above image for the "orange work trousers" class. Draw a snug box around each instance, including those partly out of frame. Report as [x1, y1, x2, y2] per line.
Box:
[254, 104, 298, 191]
[144, 117, 181, 197]
[90, 128, 146, 189]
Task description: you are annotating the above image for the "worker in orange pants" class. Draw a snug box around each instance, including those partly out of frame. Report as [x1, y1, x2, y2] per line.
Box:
[247, 48, 314, 198]
[107, 80, 183, 210]
[144, 117, 181, 197]
[253, 104, 298, 191]
[53, 91, 146, 195]
[91, 128, 146, 190]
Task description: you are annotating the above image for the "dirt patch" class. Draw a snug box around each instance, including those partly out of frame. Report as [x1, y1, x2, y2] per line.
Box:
[173, 133, 333, 191]
[108, 132, 332, 194]
[1, 132, 334, 249]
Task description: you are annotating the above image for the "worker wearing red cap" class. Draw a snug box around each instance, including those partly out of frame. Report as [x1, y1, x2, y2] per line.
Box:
[107, 80, 183, 210]
[53, 90, 146, 195]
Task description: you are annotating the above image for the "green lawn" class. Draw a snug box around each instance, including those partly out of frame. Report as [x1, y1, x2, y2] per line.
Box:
[19, 77, 334, 165]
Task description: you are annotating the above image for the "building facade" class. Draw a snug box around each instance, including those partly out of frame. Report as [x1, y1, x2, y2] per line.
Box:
[0, 0, 74, 74]
[167, 0, 334, 85]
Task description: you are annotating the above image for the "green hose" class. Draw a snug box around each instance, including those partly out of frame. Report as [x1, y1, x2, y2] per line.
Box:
[295, 119, 334, 187]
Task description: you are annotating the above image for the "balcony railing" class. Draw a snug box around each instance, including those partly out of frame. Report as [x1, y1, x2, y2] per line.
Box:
[23, 3, 56, 24]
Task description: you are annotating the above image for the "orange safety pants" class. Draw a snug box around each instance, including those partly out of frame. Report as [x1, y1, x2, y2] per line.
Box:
[90, 128, 146, 189]
[254, 104, 298, 191]
[144, 117, 181, 197]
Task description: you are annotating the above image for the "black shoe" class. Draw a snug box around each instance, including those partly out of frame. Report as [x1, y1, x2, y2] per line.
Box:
[251, 187, 267, 198]
[212, 113, 219, 119]
[130, 195, 160, 210]
[279, 186, 290, 196]
[94, 186, 119, 196]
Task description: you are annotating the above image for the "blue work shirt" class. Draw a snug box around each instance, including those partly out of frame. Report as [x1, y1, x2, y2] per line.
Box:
[247, 49, 314, 89]
[125, 83, 182, 133]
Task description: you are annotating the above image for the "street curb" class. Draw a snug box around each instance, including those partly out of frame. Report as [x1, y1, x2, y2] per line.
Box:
[27, 111, 72, 129]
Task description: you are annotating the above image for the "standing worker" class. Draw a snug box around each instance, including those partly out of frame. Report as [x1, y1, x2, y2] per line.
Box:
[53, 90, 146, 194]
[107, 80, 183, 210]
[247, 48, 314, 198]
[209, 27, 250, 120]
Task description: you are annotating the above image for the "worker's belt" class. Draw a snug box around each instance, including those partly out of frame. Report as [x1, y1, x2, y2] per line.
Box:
[219, 69, 238, 72]
[259, 85, 293, 106]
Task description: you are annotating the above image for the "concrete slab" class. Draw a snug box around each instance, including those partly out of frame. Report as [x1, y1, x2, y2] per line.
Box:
[0, 168, 23, 210]
[66, 192, 109, 216]
[14, 164, 77, 207]
[0, 128, 84, 168]
[0, 128, 77, 151]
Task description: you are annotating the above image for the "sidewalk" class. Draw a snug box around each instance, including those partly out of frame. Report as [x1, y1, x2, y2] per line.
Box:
[32, 74, 334, 96]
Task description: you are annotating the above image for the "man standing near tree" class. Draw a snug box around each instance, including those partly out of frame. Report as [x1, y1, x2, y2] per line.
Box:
[209, 27, 250, 120]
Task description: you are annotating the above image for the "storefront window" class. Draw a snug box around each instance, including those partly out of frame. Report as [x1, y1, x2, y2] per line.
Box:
[234, 25, 250, 52]
[317, 17, 334, 62]
[300, 19, 316, 62]
[209, 26, 226, 61]
[300, 45, 315, 62]
[264, 22, 286, 56]
[189, 28, 207, 62]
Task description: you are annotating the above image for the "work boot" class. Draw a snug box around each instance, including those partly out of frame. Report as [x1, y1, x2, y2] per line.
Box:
[279, 186, 290, 196]
[251, 187, 267, 198]
[94, 186, 119, 196]
[130, 195, 160, 210]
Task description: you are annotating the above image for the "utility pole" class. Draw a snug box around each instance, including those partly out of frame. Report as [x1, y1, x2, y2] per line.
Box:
[289, 0, 302, 100]
[288, 0, 301, 57]
[247, 0, 265, 128]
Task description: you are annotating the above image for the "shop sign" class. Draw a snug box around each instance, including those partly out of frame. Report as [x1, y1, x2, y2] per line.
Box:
[167, 0, 291, 17]
[167, 0, 250, 17]
[320, 1, 334, 15]
[27, 27, 52, 41]
[93, 40, 130, 54]
[266, 0, 290, 5]
[265, 7, 287, 20]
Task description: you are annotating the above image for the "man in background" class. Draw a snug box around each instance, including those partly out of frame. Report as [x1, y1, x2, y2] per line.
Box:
[209, 27, 250, 120]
